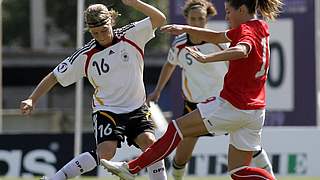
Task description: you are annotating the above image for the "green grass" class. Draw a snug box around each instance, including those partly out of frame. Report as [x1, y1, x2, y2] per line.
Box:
[2, 176, 320, 180]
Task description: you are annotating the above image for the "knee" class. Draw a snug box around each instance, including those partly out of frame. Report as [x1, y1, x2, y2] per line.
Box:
[140, 137, 155, 151]
[97, 141, 117, 160]
[98, 151, 115, 160]
[136, 133, 156, 151]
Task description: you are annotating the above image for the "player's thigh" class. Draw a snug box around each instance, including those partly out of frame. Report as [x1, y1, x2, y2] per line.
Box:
[176, 109, 209, 137]
[92, 111, 121, 159]
[229, 110, 264, 151]
[127, 104, 156, 149]
[197, 97, 245, 134]
[230, 126, 263, 153]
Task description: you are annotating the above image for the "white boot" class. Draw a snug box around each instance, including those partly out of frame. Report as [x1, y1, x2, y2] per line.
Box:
[101, 159, 135, 180]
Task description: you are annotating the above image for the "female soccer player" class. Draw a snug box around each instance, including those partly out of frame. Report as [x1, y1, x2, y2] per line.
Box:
[20, 1, 167, 180]
[147, 0, 274, 179]
[101, 0, 283, 179]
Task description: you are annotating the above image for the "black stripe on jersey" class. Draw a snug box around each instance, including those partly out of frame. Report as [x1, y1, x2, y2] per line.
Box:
[114, 23, 136, 39]
[68, 40, 96, 65]
[172, 34, 187, 47]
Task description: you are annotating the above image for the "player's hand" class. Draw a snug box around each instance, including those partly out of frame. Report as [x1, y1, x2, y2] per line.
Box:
[185, 47, 207, 63]
[20, 99, 34, 115]
[160, 24, 187, 36]
[122, 0, 139, 7]
[146, 91, 161, 107]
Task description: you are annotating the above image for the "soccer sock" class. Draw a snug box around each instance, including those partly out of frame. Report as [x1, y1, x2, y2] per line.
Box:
[50, 151, 98, 180]
[230, 166, 275, 180]
[252, 148, 275, 178]
[147, 160, 168, 180]
[128, 121, 182, 174]
[172, 160, 186, 180]
[172, 159, 187, 169]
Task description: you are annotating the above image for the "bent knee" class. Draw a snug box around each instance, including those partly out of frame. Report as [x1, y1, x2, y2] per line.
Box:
[97, 141, 117, 160]
[140, 137, 156, 150]
[136, 132, 156, 151]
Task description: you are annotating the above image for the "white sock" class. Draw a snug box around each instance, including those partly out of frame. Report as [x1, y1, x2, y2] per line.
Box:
[171, 166, 185, 180]
[147, 160, 167, 180]
[252, 148, 275, 178]
[50, 152, 97, 180]
[171, 160, 186, 180]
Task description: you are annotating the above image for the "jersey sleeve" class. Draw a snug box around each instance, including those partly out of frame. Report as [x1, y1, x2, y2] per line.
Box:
[166, 34, 187, 66]
[125, 17, 155, 50]
[226, 24, 255, 52]
[53, 52, 86, 87]
[166, 46, 179, 65]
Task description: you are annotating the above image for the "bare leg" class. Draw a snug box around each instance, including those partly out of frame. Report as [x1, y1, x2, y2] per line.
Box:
[128, 109, 207, 173]
[228, 144, 274, 180]
[174, 137, 198, 165]
[228, 144, 252, 171]
[172, 137, 198, 180]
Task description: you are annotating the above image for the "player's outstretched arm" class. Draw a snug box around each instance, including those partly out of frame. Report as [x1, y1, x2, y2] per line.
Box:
[122, 0, 166, 29]
[20, 72, 58, 115]
[186, 44, 250, 63]
[161, 24, 228, 44]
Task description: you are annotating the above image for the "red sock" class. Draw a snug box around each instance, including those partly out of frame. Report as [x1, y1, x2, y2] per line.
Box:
[231, 167, 275, 180]
[128, 121, 182, 174]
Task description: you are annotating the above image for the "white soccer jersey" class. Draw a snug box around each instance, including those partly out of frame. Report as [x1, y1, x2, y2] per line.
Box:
[53, 18, 155, 113]
[167, 33, 228, 103]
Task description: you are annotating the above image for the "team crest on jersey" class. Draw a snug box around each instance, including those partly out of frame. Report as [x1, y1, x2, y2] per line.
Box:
[57, 62, 68, 73]
[121, 50, 129, 62]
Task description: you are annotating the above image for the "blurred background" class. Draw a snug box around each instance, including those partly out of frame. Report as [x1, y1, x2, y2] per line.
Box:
[0, 0, 320, 178]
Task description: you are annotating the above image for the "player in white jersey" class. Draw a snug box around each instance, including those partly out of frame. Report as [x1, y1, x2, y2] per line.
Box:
[146, 0, 274, 179]
[20, 1, 167, 180]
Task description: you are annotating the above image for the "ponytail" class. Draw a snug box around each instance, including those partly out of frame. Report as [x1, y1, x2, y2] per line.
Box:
[257, 0, 283, 20]
[226, 0, 283, 20]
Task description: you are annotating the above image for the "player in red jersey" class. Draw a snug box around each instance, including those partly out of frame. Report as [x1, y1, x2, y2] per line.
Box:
[100, 0, 283, 179]
[147, 0, 274, 179]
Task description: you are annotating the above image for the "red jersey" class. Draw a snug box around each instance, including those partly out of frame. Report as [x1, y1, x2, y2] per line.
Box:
[220, 20, 270, 110]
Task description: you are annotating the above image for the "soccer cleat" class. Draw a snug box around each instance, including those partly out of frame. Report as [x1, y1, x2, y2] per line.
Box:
[40, 176, 49, 180]
[100, 159, 135, 180]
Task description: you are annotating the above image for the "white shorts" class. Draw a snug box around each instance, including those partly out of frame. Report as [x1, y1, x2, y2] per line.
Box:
[197, 97, 265, 151]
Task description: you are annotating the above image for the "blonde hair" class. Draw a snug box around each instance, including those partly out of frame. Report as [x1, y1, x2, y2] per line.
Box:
[226, 0, 283, 20]
[183, 0, 217, 17]
[258, 0, 284, 20]
[84, 4, 120, 27]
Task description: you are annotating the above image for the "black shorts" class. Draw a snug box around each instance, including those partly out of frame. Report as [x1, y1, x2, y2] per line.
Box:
[183, 100, 198, 115]
[92, 104, 155, 148]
